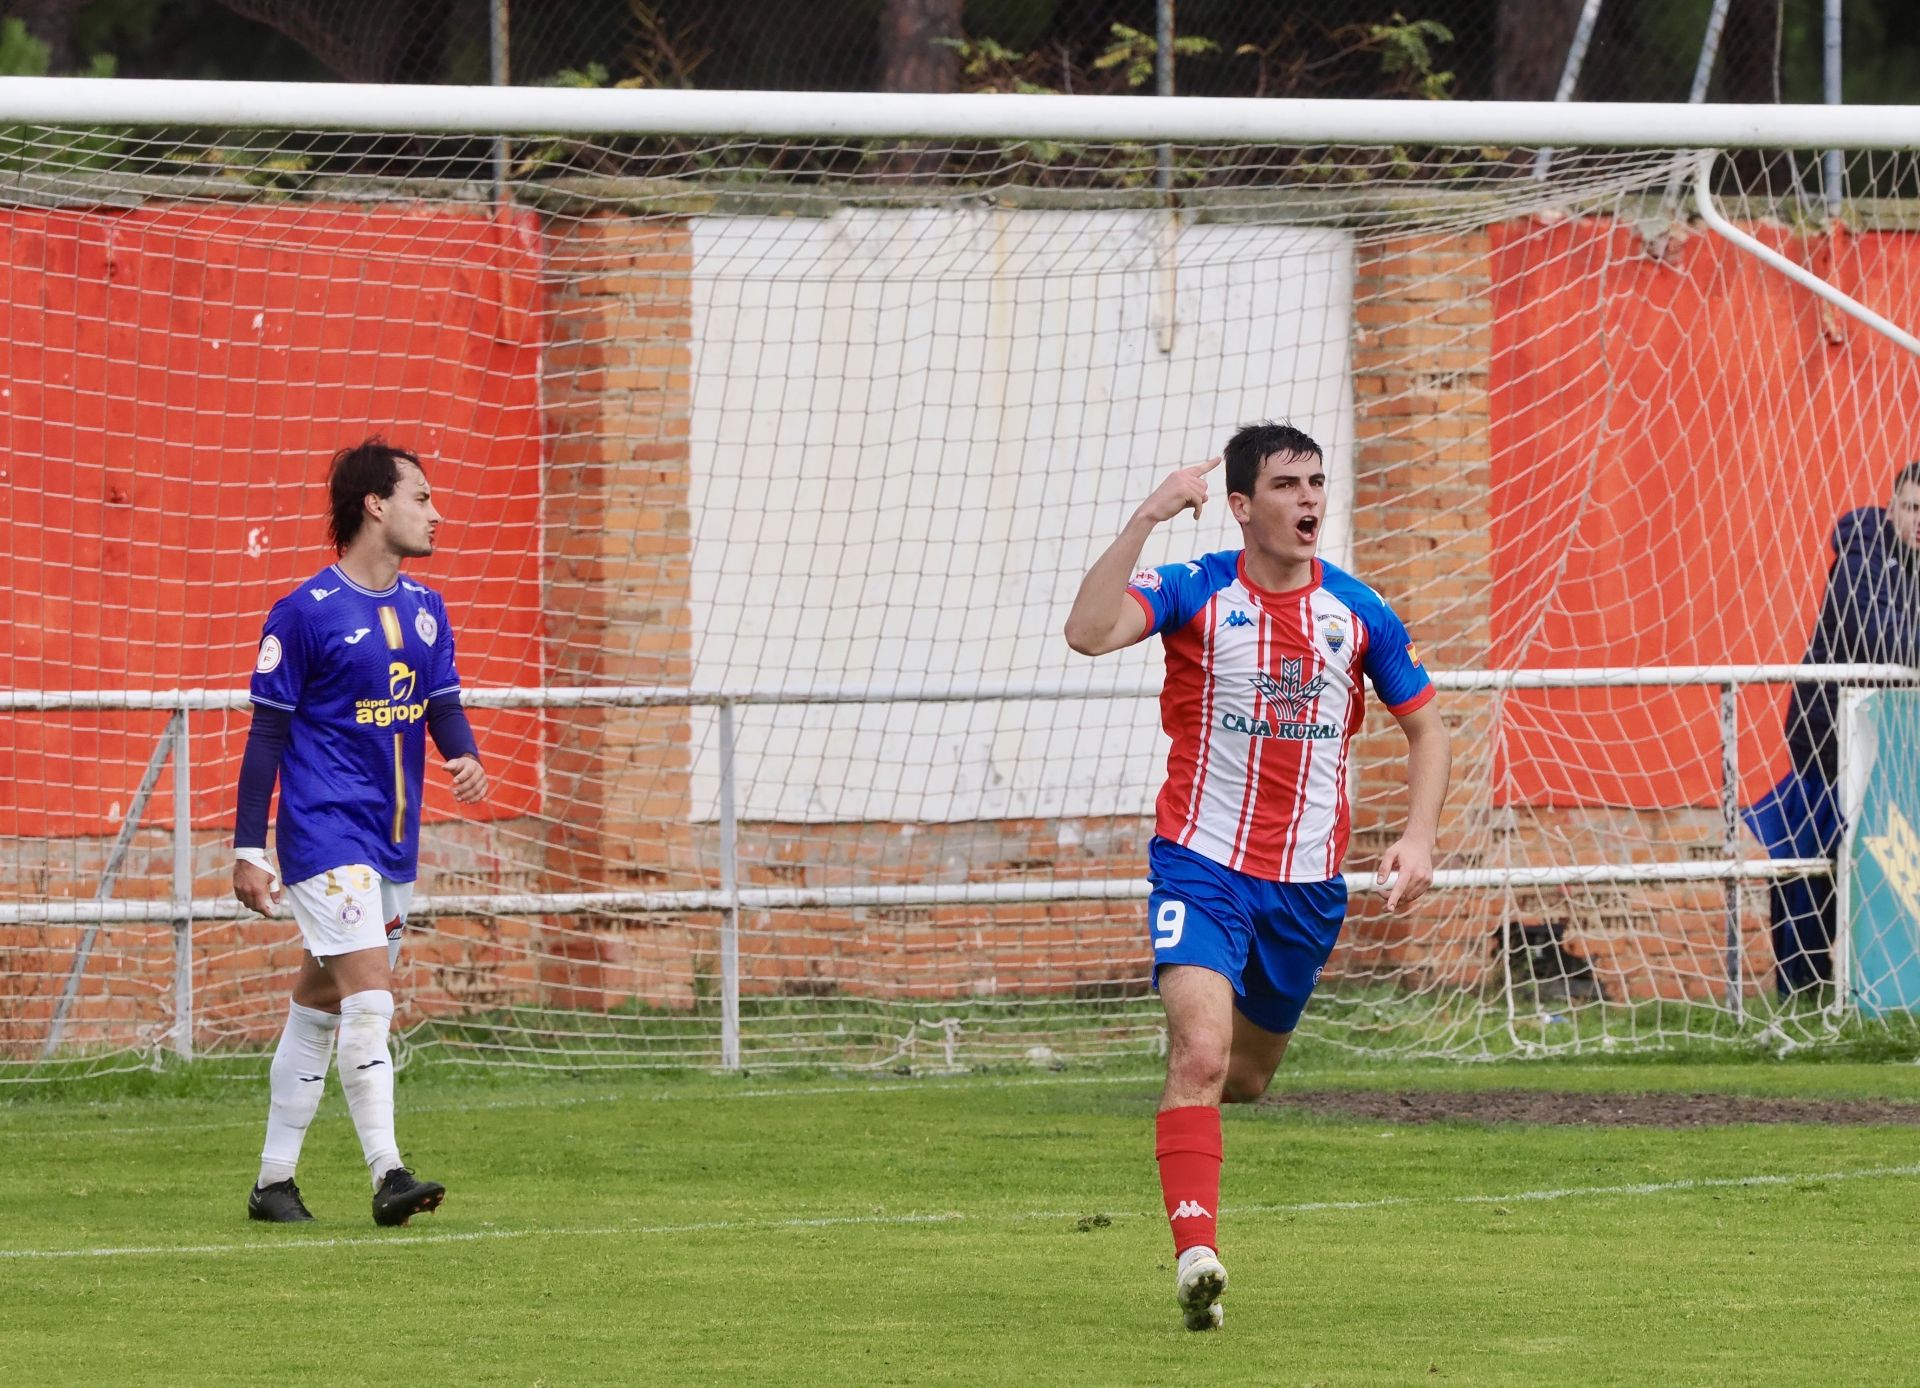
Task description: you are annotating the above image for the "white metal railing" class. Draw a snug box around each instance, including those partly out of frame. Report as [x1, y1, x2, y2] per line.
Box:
[7, 664, 1914, 1065]
[2, 79, 1920, 149]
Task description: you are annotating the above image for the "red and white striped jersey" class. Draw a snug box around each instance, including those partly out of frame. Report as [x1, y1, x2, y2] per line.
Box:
[1128, 551, 1434, 882]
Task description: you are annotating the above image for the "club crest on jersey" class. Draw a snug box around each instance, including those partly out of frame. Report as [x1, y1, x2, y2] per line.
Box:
[1319, 614, 1348, 654]
[1251, 658, 1327, 721]
[415, 610, 438, 646]
[1130, 568, 1162, 592]
[339, 900, 363, 926]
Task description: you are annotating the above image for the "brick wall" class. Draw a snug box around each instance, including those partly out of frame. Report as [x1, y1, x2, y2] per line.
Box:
[2, 209, 1789, 1063]
[1341, 229, 1770, 1006]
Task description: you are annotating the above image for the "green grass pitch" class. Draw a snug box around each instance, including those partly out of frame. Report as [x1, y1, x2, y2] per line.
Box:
[7, 1054, 1920, 1385]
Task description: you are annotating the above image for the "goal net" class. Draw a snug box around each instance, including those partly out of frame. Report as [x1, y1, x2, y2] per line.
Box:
[4, 87, 1919, 1077]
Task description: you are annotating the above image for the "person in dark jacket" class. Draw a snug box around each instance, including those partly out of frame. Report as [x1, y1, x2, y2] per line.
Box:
[1758, 463, 1920, 994]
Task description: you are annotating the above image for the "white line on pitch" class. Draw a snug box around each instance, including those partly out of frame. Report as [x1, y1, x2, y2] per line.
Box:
[6, 1161, 1917, 1262]
[5, 1072, 1156, 1141]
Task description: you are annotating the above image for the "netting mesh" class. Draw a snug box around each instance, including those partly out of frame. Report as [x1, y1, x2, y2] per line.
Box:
[3, 118, 1919, 1078]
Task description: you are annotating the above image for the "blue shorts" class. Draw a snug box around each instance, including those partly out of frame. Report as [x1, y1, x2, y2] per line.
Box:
[1146, 836, 1348, 1034]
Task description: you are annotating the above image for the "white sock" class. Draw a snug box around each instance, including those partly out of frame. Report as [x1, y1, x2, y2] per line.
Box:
[258, 1001, 339, 1188]
[336, 989, 402, 1188]
[1177, 1246, 1219, 1275]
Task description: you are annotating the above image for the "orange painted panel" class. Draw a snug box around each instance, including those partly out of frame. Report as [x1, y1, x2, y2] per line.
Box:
[1490, 217, 1920, 807]
[0, 204, 548, 838]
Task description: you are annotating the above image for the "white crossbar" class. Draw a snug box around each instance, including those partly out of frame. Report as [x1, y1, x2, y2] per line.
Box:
[1, 79, 1919, 149]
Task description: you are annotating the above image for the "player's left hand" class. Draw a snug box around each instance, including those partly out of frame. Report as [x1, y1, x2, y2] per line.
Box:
[444, 756, 488, 804]
[1378, 836, 1435, 912]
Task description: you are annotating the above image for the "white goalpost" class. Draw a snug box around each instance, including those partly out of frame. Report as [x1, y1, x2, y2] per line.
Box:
[3, 79, 1919, 1077]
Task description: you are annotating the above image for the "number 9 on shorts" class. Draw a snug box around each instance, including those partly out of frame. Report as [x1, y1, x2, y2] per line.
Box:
[1153, 900, 1186, 950]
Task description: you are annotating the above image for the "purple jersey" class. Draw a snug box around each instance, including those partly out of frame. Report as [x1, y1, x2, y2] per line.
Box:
[249, 564, 462, 885]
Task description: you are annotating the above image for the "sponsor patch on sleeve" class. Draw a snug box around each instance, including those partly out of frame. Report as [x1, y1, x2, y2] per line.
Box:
[1129, 568, 1163, 592]
[1406, 642, 1422, 667]
[255, 635, 283, 674]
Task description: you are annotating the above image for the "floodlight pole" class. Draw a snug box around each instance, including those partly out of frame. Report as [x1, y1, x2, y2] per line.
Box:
[490, 0, 511, 205]
[1824, 0, 1844, 217]
[1155, 0, 1177, 354]
[1657, 0, 1733, 216]
[1531, 0, 1605, 181]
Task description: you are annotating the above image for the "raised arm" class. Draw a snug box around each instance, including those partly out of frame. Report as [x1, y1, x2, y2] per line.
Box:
[1063, 457, 1219, 657]
[1377, 698, 1451, 912]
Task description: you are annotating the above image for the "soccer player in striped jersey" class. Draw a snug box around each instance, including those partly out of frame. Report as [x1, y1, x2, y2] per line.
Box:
[1064, 421, 1451, 1330]
[233, 438, 487, 1226]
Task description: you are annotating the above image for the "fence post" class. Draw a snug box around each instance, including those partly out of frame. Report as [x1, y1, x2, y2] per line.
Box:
[172, 707, 194, 1061]
[1719, 683, 1743, 1018]
[43, 713, 179, 1059]
[718, 699, 741, 1070]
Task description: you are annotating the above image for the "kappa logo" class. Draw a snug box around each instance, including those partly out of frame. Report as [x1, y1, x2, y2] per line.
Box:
[343, 627, 372, 645]
[308, 585, 339, 602]
[1250, 657, 1327, 721]
[1171, 1200, 1212, 1220]
[1223, 610, 1255, 629]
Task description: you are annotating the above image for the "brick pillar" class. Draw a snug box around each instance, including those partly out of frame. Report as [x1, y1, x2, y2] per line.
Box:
[1346, 231, 1496, 987]
[540, 215, 700, 1010]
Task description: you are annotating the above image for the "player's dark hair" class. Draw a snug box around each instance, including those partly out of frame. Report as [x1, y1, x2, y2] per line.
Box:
[1222, 421, 1324, 497]
[327, 437, 422, 553]
[1893, 461, 1920, 495]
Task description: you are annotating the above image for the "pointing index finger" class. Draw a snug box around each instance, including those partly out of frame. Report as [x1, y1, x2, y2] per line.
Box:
[1193, 455, 1222, 475]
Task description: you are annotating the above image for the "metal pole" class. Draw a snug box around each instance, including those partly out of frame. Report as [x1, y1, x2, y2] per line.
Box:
[490, 0, 511, 205]
[1156, 0, 1174, 184]
[717, 700, 741, 1070]
[1824, 0, 1844, 217]
[1832, 688, 1867, 1017]
[1658, 0, 1734, 213]
[1155, 0, 1177, 354]
[1719, 685, 1743, 1017]
[43, 714, 179, 1059]
[1532, 0, 1606, 180]
[171, 708, 194, 1062]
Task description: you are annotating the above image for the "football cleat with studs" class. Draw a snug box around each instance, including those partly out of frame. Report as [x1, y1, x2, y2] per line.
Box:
[247, 1178, 316, 1223]
[372, 1165, 446, 1227]
[1175, 1249, 1228, 1332]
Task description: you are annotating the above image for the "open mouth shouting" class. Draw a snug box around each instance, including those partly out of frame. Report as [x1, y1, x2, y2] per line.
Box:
[1295, 514, 1319, 544]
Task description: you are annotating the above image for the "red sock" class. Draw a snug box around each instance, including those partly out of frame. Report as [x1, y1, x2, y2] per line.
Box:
[1155, 1105, 1222, 1256]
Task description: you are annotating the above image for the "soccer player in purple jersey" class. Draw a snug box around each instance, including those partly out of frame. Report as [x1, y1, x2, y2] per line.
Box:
[1065, 421, 1451, 1330]
[234, 438, 487, 1226]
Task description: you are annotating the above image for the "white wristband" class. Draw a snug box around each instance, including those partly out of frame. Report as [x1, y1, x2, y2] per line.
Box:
[235, 847, 278, 881]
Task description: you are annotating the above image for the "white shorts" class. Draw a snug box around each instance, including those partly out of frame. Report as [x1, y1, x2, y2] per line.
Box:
[286, 864, 414, 960]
